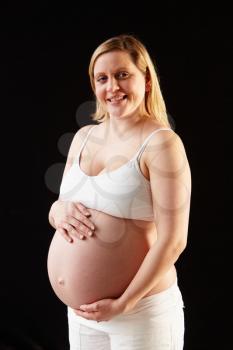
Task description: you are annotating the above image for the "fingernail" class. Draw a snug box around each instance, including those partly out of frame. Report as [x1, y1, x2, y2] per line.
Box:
[88, 231, 93, 236]
[91, 225, 95, 230]
[80, 235, 84, 239]
[85, 212, 91, 216]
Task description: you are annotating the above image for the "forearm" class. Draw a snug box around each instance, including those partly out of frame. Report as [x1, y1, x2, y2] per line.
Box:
[118, 240, 185, 312]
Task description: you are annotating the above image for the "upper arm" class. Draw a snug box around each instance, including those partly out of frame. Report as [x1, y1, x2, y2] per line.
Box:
[145, 130, 192, 248]
[61, 124, 94, 179]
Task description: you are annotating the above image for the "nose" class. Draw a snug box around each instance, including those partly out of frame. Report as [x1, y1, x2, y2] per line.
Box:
[106, 77, 120, 92]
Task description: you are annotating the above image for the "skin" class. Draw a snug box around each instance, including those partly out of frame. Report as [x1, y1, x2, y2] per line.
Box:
[48, 50, 191, 322]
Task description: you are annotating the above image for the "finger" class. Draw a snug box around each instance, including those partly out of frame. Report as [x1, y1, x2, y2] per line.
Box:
[70, 215, 95, 237]
[80, 303, 99, 312]
[74, 204, 95, 231]
[57, 227, 73, 243]
[74, 310, 99, 321]
[62, 222, 85, 240]
[75, 202, 91, 217]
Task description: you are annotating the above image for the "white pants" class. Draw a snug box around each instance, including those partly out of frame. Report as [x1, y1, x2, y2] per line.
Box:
[67, 279, 185, 350]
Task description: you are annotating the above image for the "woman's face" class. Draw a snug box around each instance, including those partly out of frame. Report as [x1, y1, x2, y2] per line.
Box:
[93, 50, 146, 119]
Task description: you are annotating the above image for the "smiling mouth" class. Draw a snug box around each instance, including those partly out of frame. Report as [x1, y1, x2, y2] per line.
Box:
[107, 95, 127, 103]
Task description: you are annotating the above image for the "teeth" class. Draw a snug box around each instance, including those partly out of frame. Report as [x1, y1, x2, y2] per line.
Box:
[109, 96, 125, 102]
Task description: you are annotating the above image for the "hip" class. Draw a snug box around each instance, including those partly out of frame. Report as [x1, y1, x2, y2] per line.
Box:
[67, 277, 185, 334]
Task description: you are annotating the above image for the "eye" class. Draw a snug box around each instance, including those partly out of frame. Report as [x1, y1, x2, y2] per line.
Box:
[116, 71, 129, 79]
[96, 76, 107, 83]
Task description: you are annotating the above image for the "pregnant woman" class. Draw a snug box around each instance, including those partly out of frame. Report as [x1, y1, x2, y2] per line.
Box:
[47, 34, 191, 350]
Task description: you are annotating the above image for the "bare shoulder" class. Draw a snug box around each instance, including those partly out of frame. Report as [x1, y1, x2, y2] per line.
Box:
[65, 124, 97, 165]
[61, 124, 98, 178]
[76, 124, 97, 139]
[145, 127, 190, 176]
[148, 125, 186, 153]
[141, 120, 182, 150]
[72, 124, 97, 148]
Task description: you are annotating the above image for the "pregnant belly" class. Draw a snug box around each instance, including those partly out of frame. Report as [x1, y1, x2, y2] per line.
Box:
[47, 210, 155, 309]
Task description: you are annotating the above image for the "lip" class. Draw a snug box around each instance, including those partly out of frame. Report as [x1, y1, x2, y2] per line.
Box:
[106, 95, 127, 103]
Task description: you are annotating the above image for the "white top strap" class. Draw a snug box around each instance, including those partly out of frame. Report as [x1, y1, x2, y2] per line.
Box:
[79, 125, 97, 155]
[135, 128, 173, 161]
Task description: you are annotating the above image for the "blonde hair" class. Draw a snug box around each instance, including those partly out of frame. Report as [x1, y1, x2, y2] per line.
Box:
[88, 34, 170, 127]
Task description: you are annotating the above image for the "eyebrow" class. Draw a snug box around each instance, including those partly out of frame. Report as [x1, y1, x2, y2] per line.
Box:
[94, 67, 129, 78]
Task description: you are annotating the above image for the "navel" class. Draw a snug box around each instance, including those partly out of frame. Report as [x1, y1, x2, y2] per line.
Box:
[58, 277, 65, 286]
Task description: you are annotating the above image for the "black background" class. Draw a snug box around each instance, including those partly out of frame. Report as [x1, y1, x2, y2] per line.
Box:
[1, 3, 232, 350]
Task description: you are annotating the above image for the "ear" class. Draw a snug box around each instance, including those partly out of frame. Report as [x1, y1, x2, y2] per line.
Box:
[145, 80, 151, 92]
[145, 69, 151, 92]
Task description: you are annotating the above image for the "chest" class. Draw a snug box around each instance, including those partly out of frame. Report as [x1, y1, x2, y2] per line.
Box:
[79, 141, 150, 180]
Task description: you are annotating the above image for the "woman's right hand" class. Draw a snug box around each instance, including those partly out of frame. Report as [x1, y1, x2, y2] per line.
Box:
[49, 200, 95, 243]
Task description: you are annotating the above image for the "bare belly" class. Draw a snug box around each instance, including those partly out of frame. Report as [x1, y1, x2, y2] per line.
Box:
[47, 208, 176, 309]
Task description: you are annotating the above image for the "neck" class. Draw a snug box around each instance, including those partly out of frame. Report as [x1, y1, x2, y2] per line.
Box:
[105, 114, 146, 142]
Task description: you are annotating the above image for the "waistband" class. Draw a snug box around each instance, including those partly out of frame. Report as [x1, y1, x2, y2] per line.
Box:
[68, 278, 184, 329]
[122, 278, 184, 316]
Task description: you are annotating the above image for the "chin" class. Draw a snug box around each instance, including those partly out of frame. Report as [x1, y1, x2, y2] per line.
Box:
[109, 109, 137, 119]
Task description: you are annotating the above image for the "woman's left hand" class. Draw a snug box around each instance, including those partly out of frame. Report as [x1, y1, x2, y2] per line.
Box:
[73, 298, 125, 322]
